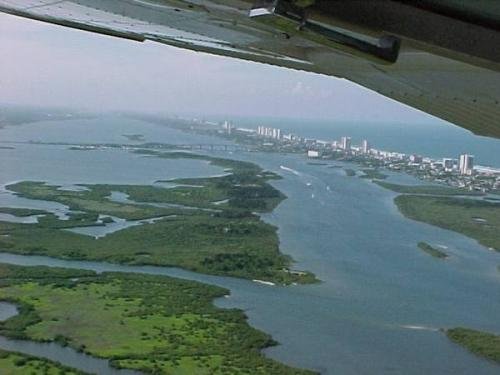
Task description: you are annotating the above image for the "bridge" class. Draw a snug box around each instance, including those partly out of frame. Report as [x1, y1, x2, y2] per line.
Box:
[145, 143, 253, 152]
[1, 140, 254, 152]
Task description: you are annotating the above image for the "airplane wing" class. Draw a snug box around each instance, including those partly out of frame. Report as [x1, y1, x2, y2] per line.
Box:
[1, 0, 499, 138]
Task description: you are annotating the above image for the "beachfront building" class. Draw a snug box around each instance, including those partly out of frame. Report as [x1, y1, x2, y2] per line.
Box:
[459, 154, 474, 175]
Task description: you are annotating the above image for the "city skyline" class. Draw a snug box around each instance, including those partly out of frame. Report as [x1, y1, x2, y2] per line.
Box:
[211, 119, 500, 193]
[243, 122, 484, 171]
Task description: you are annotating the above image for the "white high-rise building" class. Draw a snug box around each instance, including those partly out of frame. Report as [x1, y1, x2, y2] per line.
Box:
[362, 140, 369, 154]
[340, 136, 351, 151]
[459, 154, 474, 175]
[257, 126, 282, 139]
[223, 120, 233, 134]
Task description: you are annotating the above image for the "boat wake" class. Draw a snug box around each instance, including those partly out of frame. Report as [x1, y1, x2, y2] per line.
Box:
[280, 165, 300, 176]
[400, 325, 439, 332]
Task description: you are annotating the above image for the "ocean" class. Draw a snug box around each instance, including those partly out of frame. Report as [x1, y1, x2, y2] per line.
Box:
[208, 116, 500, 167]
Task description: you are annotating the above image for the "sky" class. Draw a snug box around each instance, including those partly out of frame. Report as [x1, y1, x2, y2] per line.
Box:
[0, 12, 445, 124]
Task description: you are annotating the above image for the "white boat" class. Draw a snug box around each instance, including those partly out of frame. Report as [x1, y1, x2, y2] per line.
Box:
[252, 279, 276, 286]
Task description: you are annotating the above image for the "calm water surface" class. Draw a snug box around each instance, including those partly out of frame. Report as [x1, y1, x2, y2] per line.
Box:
[0, 116, 499, 374]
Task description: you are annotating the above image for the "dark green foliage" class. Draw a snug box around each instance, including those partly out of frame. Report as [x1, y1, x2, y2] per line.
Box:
[0, 263, 316, 374]
[447, 328, 500, 363]
[417, 242, 448, 259]
[359, 169, 388, 180]
[0, 348, 88, 374]
[0, 263, 94, 280]
[7, 181, 176, 221]
[395, 195, 500, 251]
[202, 253, 277, 277]
[0, 302, 40, 338]
[0, 208, 47, 217]
[374, 181, 482, 196]
[37, 212, 101, 229]
[1, 152, 315, 284]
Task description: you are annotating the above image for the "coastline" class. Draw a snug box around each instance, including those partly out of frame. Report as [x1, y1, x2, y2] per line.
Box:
[1, 114, 500, 374]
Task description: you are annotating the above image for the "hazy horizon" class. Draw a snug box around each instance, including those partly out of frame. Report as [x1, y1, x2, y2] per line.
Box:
[1, 12, 454, 128]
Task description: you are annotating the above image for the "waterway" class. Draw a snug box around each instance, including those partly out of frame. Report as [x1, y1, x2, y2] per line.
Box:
[0, 115, 499, 374]
[0, 301, 141, 374]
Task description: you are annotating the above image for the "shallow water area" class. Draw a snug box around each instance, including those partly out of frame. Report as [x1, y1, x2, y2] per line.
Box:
[0, 115, 499, 374]
[0, 213, 42, 224]
[64, 214, 170, 238]
[0, 300, 141, 374]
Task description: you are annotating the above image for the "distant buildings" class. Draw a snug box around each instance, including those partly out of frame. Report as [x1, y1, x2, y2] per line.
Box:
[257, 126, 281, 140]
[213, 117, 498, 193]
[340, 136, 351, 151]
[362, 139, 370, 154]
[273, 128, 281, 139]
[409, 154, 423, 163]
[410, 154, 424, 164]
[222, 120, 234, 135]
[442, 158, 455, 172]
[459, 154, 474, 175]
[316, 140, 330, 147]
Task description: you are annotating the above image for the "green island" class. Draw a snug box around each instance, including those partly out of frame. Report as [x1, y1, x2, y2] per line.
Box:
[344, 168, 356, 177]
[0, 349, 86, 375]
[446, 328, 500, 364]
[0, 263, 315, 374]
[394, 195, 500, 251]
[375, 181, 500, 358]
[374, 181, 482, 196]
[0, 207, 47, 217]
[417, 242, 448, 259]
[0, 151, 316, 285]
[373, 181, 500, 252]
[359, 169, 388, 180]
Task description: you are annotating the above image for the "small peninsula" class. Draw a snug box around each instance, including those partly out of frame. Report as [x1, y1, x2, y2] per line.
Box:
[0, 151, 316, 285]
[0, 263, 316, 374]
